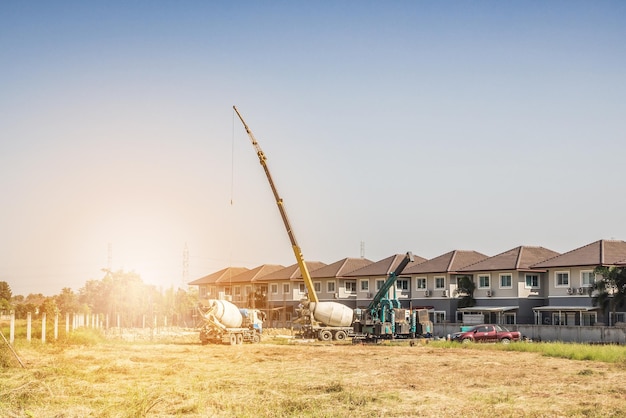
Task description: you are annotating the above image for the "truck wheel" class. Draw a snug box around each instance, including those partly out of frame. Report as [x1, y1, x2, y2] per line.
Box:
[252, 334, 261, 343]
[319, 330, 332, 341]
[462, 338, 472, 344]
[501, 338, 511, 345]
[334, 330, 347, 341]
[236, 334, 243, 345]
[229, 334, 237, 345]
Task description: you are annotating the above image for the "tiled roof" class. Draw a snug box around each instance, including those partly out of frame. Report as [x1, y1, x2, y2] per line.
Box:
[459, 246, 560, 272]
[254, 261, 327, 282]
[215, 264, 285, 284]
[402, 250, 488, 274]
[531, 240, 626, 268]
[187, 267, 249, 285]
[344, 253, 428, 277]
[310, 257, 374, 278]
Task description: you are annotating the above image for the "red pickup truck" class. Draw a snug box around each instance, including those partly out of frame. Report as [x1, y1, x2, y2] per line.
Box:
[452, 324, 521, 344]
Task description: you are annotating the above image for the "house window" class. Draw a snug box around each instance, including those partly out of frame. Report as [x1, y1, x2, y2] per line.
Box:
[299, 283, 305, 293]
[327, 281, 336, 293]
[345, 281, 356, 293]
[283, 283, 290, 294]
[581, 271, 595, 287]
[500, 274, 512, 288]
[552, 313, 565, 325]
[360, 280, 369, 291]
[582, 312, 596, 326]
[314, 282, 321, 292]
[396, 279, 409, 291]
[610, 312, 626, 326]
[555, 271, 569, 287]
[431, 311, 446, 323]
[245, 285, 252, 296]
[435, 277, 445, 289]
[525, 274, 539, 288]
[416, 277, 426, 289]
[270, 284, 278, 294]
[478, 275, 490, 289]
[376, 279, 385, 290]
[504, 313, 516, 324]
[234, 286, 241, 296]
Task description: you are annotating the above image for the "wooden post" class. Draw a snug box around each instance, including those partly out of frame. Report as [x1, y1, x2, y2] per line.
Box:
[54, 313, 59, 340]
[9, 311, 15, 344]
[42, 312, 47, 344]
[27, 312, 32, 342]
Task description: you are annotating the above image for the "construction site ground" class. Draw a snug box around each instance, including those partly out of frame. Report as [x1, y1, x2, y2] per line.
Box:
[2, 333, 626, 417]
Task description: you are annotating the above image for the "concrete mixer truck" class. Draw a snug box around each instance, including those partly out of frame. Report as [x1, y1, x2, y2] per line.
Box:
[234, 106, 355, 342]
[197, 299, 264, 345]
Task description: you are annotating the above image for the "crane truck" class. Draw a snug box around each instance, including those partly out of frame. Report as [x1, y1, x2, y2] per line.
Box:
[353, 252, 433, 343]
[233, 106, 354, 341]
[197, 299, 264, 345]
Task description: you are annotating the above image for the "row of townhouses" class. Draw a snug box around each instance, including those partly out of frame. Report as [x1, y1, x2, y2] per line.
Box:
[189, 239, 626, 328]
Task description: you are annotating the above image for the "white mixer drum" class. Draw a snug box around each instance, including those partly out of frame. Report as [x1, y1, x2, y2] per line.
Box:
[207, 299, 243, 328]
[310, 301, 353, 327]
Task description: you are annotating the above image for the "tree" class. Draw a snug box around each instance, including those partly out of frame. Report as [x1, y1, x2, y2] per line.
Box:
[592, 266, 626, 325]
[456, 276, 476, 308]
[0, 281, 12, 301]
[55, 288, 80, 315]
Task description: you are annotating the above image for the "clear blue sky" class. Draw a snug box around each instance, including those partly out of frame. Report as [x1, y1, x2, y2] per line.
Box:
[1, 1, 625, 296]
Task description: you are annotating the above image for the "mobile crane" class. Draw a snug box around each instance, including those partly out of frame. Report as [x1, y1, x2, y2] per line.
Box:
[233, 106, 354, 341]
[353, 252, 433, 342]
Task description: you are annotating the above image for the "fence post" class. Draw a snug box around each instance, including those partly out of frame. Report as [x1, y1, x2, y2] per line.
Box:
[42, 312, 47, 344]
[27, 312, 32, 343]
[9, 311, 15, 344]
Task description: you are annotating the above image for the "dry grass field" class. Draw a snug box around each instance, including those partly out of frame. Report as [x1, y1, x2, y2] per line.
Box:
[2, 333, 626, 417]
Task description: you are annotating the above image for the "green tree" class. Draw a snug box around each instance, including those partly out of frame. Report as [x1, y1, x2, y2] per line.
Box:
[39, 297, 59, 318]
[456, 276, 476, 308]
[592, 266, 626, 325]
[0, 281, 11, 301]
[55, 287, 80, 315]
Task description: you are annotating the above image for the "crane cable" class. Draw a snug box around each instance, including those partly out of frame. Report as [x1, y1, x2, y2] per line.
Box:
[228, 109, 236, 289]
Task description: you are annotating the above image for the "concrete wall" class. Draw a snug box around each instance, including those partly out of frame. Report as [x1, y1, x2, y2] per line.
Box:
[434, 323, 626, 344]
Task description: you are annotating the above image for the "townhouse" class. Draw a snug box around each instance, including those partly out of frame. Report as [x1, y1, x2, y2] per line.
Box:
[188, 239, 626, 327]
[401, 250, 489, 323]
[530, 239, 626, 326]
[188, 266, 249, 300]
[455, 246, 560, 324]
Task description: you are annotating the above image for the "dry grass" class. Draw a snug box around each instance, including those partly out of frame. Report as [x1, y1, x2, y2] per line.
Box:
[1, 337, 626, 417]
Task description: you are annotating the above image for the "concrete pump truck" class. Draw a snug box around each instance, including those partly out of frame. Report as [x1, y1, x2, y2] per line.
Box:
[233, 106, 354, 341]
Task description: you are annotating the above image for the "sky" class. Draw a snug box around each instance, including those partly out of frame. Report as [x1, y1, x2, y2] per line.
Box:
[1, 1, 625, 297]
